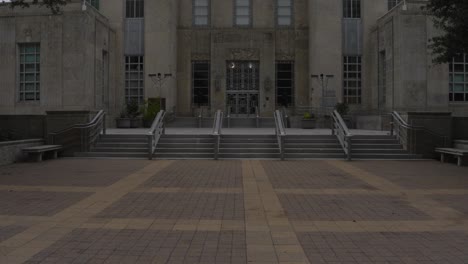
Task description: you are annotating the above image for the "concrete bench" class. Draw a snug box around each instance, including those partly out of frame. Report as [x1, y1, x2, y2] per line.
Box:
[22, 145, 62, 162]
[435, 148, 468, 166]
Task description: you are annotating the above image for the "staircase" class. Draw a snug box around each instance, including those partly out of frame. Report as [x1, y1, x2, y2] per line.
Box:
[75, 134, 148, 158]
[154, 134, 214, 159]
[219, 135, 280, 159]
[351, 135, 421, 159]
[284, 135, 345, 159]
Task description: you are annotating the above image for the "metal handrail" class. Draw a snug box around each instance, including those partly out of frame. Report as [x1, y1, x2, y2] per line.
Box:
[49, 110, 106, 153]
[332, 110, 352, 161]
[212, 110, 223, 160]
[198, 108, 203, 128]
[391, 111, 449, 154]
[255, 106, 260, 128]
[147, 110, 166, 160]
[274, 110, 286, 160]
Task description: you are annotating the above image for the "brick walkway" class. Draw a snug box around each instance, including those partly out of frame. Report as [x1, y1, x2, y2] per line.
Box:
[0, 159, 466, 263]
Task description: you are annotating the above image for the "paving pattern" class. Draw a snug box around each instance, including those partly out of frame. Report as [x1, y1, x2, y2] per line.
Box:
[0, 159, 466, 263]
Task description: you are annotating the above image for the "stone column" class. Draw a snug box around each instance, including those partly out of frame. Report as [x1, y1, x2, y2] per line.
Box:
[145, 0, 178, 112]
[308, 0, 342, 109]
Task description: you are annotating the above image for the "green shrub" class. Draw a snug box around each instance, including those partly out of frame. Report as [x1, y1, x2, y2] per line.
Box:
[303, 112, 315, 119]
[142, 98, 161, 124]
[335, 102, 349, 116]
[126, 100, 140, 118]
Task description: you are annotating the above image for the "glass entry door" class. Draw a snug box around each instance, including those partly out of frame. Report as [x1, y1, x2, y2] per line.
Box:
[226, 61, 259, 116]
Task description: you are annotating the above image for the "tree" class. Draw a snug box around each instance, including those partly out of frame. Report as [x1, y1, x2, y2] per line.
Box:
[3, 0, 69, 14]
[426, 0, 468, 64]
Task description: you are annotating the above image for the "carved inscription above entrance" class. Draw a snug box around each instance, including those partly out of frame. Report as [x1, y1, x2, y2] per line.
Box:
[228, 48, 260, 60]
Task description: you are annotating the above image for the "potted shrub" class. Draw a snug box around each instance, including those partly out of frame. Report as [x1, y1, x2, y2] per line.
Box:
[302, 112, 316, 129]
[115, 109, 131, 128]
[126, 100, 142, 128]
[115, 100, 142, 128]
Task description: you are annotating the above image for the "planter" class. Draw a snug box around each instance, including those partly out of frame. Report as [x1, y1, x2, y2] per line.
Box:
[130, 118, 142, 128]
[143, 119, 153, 128]
[302, 119, 316, 129]
[115, 118, 131, 128]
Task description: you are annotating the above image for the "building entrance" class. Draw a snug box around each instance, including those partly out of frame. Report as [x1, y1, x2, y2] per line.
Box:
[226, 61, 259, 116]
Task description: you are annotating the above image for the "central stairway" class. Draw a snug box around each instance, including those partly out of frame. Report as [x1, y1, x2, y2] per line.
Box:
[283, 135, 345, 159]
[218, 135, 280, 159]
[154, 134, 214, 159]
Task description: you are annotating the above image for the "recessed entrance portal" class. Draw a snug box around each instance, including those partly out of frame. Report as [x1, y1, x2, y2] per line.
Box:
[226, 61, 259, 116]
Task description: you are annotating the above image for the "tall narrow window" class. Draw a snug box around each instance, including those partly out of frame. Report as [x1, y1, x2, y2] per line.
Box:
[449, 54, 468, 102]
[388, 0, 402, 10]
[192, 61, 210, 106]
[234, 0, 251, 27]
[193, 0, 210, 26]
[86, 0, 99, 9]
[125, 56, 144, 104]
[277, 0, 293, 27]
[276, 61, 294, 107]
[126, 0, 144, 18]
[343, 56, 362, 104]
[19, 43, 40, 101]
[343, 0, 361, 18]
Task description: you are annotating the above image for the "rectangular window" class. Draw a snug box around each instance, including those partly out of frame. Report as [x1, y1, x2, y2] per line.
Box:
[378, 51, 387, 107]
[343, 0, 361, 18]
[19, 43, 40, 101]
[86, 0, 99, 9]
[193, 0, 210, 26]
[125, 56, 144, 104]
[388, 0, 402, 10]
[192, 61, 210, 106]
[343, 56, 362, 104]
[126, 0, 144, 18]
[234, 0, 251, 27]
[276, 61, 294, 107]
[277, 0, 293, 27]
[449, 54, 468, 102]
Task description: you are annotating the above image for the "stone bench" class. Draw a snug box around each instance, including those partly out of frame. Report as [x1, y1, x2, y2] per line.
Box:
[22, 145, 62, 162]
[435, 148, 468, 166]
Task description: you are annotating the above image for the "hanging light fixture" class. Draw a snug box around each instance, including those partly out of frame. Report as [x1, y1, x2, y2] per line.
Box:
[230, 62, 236, 69]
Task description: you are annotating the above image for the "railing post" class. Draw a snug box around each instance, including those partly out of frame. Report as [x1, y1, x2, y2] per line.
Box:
[102, 114, 107, 135]
[346, 136, 352, 161]
[148, 134, 153, 160]
[390, 119, 394, 136]
[280, 135, 284, 161]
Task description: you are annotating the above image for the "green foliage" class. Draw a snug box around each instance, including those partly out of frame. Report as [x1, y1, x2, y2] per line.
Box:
[425, 0, 468, 63]
[303, 112, 315, 119]
[126, 100, 140, 118]
[335, 102, 349, 116]
[5, 0, 69, 14]
[142, 98, 161, 123]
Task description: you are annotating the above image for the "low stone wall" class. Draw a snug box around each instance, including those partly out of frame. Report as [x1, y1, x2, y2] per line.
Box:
[0, 139, 44, 166]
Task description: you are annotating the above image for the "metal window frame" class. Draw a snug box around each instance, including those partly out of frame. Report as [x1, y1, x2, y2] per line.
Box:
[18, 43, 41, 102]
[85, 0, 100, 10]
[124, 55, 145, 104]
[125, 0, 144, 18]
[191, 61, 211, 107]
[192, 0, 211, 27]
[343, 0, 361, 18]
[388, 0, 402, 10]
[233, 0, 252, 28]
[343, 55, 362, 104]
[276, 0, 294, 28]
[275, 61, 295, 107]
[449, 54, 468, 102]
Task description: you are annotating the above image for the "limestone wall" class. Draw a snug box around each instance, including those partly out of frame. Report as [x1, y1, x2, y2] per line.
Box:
[0, 139, 44, 166]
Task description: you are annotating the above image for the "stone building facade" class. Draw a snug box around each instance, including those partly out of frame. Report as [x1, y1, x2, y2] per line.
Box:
[0, 0, 467, 125]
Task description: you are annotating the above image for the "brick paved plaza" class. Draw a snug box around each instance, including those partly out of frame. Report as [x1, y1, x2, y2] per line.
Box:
[0, 159, 467, 263]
